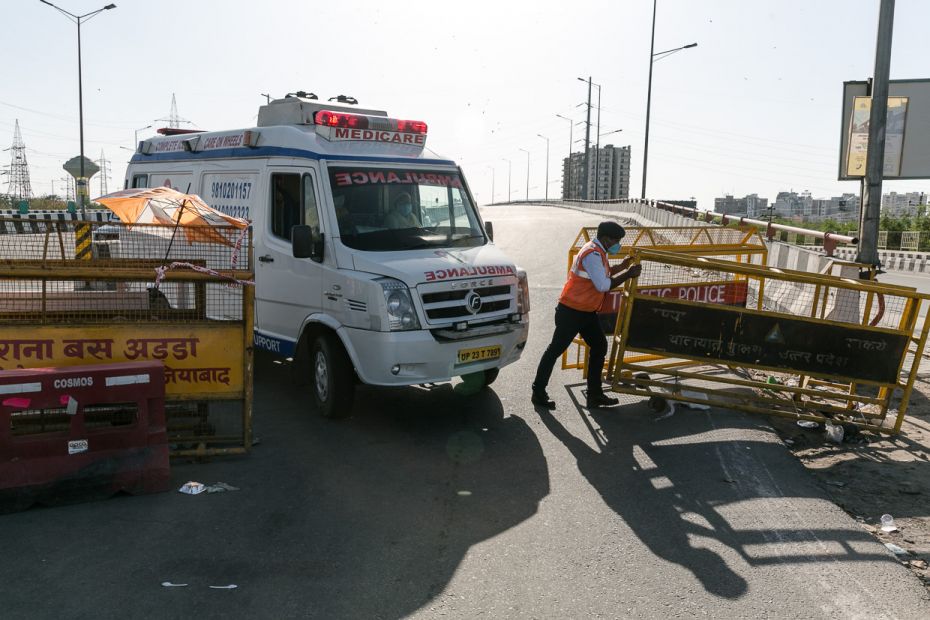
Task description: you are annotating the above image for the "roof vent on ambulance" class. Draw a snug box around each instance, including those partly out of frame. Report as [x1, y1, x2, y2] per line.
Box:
[258, 91, 386, 127]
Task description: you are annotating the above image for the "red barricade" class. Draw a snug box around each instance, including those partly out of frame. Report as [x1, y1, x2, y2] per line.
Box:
[0, 361, 169, 513]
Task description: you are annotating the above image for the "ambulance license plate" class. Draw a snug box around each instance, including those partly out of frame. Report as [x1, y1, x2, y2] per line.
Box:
[457, 345, 502, 365]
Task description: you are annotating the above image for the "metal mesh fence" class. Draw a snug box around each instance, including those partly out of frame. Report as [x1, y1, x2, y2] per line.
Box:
[571, 225, 765, 252]
[0, 218, 252, 271]
[0, 219, 252, 326]
[636, 255, 911, 331]
[0, 279, 245, 324]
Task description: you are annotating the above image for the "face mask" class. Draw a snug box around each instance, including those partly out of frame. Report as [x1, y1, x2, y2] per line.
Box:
[607, 241, 621, 255]
[399, 203, 412, 216]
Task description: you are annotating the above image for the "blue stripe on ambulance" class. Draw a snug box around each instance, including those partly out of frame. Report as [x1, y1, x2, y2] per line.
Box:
[130, 145, 455, 166]
[253, 331, 296, 357]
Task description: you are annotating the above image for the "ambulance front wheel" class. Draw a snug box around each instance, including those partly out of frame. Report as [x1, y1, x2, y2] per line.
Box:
[310, 334, 355, 419]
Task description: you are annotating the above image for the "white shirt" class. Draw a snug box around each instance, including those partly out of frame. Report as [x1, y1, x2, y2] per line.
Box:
[580, 239, 612, 293]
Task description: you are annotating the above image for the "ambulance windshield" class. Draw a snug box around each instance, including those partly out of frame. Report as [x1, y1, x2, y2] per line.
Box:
[329, 167, 486, 252]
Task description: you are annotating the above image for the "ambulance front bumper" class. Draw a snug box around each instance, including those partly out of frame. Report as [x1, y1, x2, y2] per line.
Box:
[340, 321, 529, 386]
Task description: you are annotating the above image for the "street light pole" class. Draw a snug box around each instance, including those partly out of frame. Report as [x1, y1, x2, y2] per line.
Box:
[857, 0, 896, 266]
[594, 83, 602, 200]
[486, 165, 495, 204]
[555, 114, 573, 199]
[39, 1, 117, 217]
[641, 0, 696, 200]
[134, 124, 152, 148]
[578, 77, 593, 200]
[537, 134, 550, 201]
[642, 0, 658, 200]
[502, 158, 512, 203]
[518, 148, 530, 202]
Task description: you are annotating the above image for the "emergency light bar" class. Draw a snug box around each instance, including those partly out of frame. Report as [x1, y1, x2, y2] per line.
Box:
[313, 110, 428, 146]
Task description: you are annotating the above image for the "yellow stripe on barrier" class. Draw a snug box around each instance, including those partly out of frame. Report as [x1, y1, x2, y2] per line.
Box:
[75, 224, 91, 260]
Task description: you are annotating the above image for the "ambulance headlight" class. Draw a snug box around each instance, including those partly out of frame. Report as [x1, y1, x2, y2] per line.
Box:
[379, 278, 421, 331]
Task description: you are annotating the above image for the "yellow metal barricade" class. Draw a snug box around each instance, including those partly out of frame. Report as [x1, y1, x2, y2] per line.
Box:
[0, 218, 255, 456]
[608, 250, 930, 434]
[562, 225, 769, 373]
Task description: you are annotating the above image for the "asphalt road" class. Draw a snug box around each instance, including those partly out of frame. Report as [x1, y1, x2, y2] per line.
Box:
[2, 204, 929, 619]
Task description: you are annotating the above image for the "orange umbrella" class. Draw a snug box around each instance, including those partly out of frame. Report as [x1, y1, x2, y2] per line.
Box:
[94, 187, 248, 246]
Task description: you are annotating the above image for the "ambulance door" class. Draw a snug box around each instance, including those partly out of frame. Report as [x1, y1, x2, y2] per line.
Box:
[256, 168, 324, 344]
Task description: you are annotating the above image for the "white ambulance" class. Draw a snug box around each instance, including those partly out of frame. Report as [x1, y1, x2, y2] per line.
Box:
[124, 94, 530, 417]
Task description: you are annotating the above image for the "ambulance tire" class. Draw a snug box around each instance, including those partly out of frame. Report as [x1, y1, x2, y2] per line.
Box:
[483, 368, 500, 386]
[310, 334, 355, 419]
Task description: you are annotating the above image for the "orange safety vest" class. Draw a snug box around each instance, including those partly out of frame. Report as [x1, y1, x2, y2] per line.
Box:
[559, 240, 610, 312]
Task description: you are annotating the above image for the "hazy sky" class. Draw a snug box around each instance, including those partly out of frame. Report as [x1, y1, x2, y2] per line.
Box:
[3, 0, 929, 209]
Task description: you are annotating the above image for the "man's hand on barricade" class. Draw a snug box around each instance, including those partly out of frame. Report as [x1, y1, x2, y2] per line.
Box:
[611, 257, 634, 275]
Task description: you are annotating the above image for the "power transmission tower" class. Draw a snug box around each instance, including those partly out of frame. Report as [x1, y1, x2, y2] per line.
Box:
[60, 176, 75, 202]
[156, 93, 194, 129]
[4, 120, 33, 202]
[97, 149, 111, 196]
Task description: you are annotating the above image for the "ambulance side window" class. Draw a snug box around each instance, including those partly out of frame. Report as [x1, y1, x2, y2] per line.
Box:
[271, 173, 301, 241]
[301, 173, 321, 235]
[131, 174, 148, 188]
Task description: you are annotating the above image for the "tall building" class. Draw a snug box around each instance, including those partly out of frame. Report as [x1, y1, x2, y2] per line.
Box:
[772, 191, 811, 218]
[561, 145, 631, 200]
[714, 194, 767, 217]
[882, 191, 926, 216]
[812, 194, 859, 221]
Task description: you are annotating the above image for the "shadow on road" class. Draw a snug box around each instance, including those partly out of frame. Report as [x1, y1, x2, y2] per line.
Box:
[0, 352, 550, 619]
[236, 352, 551, 618]
[537, 385, 895, 600]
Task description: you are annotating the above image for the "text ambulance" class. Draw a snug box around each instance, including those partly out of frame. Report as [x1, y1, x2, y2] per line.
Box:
[125, 95, 530, 417]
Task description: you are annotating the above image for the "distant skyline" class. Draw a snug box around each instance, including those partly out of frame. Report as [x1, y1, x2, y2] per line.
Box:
[2, 0, 929, 210]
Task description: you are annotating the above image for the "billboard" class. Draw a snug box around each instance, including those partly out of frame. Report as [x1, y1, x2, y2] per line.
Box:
[839, 79, 930, 180]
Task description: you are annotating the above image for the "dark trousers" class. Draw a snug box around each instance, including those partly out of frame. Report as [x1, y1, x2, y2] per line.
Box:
[533, 303, 608, 396]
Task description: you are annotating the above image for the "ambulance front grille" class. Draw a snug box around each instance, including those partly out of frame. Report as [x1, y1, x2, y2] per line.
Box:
[420, 284, 514, 323]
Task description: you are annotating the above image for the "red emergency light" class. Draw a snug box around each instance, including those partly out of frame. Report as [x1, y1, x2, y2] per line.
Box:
[315, 110, 369, 129]
[396, 119, 428, 134]
[314, 110, 428, 134]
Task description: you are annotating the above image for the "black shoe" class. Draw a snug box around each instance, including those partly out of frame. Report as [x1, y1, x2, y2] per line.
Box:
[586, 392, 619, 409]
[531, 391, 556, 409]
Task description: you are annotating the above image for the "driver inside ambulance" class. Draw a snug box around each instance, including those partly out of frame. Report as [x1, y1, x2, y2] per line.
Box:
[384, 191, 420, 229]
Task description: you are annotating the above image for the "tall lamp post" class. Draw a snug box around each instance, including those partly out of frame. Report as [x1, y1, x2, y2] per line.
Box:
[502, 158, 512, 203]
[134, 124, 152, 148]
[641, 0, 696, 200]
[577, 77, 593, 200]
[518, 148, 530, 202]
[579, 79, 603, 200]
[486, 165, 495, 204]
[537, 134, 550, 201]
[555, 114, 573, 199]
[39, 0, 117, 217]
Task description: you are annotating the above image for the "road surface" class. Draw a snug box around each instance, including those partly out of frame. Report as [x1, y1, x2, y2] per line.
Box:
[1, 204, 927, 618]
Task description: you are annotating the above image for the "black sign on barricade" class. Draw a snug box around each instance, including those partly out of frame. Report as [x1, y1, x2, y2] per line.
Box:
[626, 298, 909, 385]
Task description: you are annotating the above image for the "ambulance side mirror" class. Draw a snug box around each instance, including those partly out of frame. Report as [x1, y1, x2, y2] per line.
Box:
[485, 221, 494, 242]
[292, 225, 325, 263]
